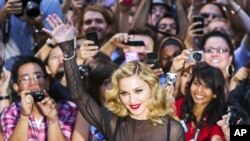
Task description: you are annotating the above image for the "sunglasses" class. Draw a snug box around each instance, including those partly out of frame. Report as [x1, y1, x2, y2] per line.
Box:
[200, 13, 221, 19]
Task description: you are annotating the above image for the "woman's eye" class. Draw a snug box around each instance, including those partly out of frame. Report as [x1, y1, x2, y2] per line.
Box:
[135, 89, 143, 94]
[120, 92, 128, 96]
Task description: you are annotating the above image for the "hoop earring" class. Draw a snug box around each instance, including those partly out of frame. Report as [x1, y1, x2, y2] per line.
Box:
[226, 64, 235, 78]
[213, 95, 217, 99]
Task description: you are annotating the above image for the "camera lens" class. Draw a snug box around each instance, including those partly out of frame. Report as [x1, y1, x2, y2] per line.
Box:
[193, 52, 202, 62]
[25, 1, 40, 18]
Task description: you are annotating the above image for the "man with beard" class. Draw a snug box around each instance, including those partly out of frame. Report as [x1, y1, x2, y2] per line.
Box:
[78, 4, 114, 46]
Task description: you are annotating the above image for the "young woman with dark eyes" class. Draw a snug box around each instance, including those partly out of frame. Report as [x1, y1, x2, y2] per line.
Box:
[43, 14, 185, 141]
[175, 62, 226, 141]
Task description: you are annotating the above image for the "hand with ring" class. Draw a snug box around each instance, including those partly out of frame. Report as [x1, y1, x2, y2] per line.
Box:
[20, 90, 34, 116]
[37, 96, 58, 123]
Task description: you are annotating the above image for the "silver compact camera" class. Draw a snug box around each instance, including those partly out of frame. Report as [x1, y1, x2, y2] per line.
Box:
[166, 73, 177, 85]
[189, 50, 204, 62]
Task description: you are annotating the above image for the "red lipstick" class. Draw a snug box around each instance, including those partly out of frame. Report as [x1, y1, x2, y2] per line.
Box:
[130, 104, 140, 110]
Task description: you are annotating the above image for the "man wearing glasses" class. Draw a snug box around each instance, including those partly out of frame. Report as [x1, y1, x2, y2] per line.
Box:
[0, 56, 77, 141]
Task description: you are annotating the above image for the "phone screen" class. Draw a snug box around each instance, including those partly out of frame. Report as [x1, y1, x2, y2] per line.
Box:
[125, 52, 140, 62]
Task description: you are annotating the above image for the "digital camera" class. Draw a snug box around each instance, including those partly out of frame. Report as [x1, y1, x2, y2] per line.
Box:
[166, 72, 177, 85]
[15, 0, 41, 18]
[226, 106, 244, 125]
[78, 64, 90, 79]
[27, 91, 45, 102]
[189, 50, 204, 62]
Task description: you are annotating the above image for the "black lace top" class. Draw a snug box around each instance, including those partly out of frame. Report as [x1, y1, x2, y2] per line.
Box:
[60, 40, 185, 141]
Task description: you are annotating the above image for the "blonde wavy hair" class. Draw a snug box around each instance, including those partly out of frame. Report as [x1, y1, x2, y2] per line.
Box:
[105, 61, 175, 126]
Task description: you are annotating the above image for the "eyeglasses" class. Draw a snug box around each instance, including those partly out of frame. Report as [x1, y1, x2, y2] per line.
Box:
[204, 47, 229, 54]
[158, 23, 176, 31]
[200, 13, 221, 19]
[18, 73, 46, 84]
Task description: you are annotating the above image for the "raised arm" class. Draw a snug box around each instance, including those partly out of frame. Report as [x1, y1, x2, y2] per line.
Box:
[130, 0, 151, 30]
[42, 14, 106, 133]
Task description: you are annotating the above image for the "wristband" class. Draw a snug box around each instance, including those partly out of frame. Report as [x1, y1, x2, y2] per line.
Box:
[63, 51, 76, 60]
[46, 38, 58, 48]
[0, 95, 10, 101]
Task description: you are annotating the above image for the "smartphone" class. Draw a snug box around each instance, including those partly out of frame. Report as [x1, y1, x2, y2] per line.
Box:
[192, 15, 204, 34]
[86, 31, 99, 46]
[146, 52, 161, 69]
[123, 41, 145, 47]
[122, 0, 133, 7]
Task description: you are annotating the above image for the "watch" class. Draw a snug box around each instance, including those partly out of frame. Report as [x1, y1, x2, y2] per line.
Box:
[46, 38, 58, 48]
[0, 95, 10, 101]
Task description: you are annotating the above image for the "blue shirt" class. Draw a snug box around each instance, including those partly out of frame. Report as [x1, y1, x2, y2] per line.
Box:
[234, 41, 250, 70]
[0, 0, 63, 55]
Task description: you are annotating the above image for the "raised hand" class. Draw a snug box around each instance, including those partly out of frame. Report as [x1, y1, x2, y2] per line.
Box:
[3, 0, 22, 15]
[42, 14, 75, 43]
[20, 91, 34, 116]
[217, 114, 230, 141]
[76, 40, 99, 64]
[38, 96, 58, 122]
[0, 70, 11, 96]
[170, 49, 195, 73]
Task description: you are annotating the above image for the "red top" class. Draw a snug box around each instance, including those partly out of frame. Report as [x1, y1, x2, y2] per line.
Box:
[175, 97, 226, 141]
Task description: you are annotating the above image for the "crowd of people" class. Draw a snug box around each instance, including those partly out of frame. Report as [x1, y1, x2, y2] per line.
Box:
[1, 0, 250, 140]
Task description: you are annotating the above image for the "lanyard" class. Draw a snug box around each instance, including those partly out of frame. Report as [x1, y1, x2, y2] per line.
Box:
[193, 128, 200, 141]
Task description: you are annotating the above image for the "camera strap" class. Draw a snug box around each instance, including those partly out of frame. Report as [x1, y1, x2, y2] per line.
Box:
[3, 16, 10, 44]
[2, 0, 10, 44]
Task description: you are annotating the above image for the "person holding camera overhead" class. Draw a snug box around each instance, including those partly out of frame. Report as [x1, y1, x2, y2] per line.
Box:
[0, 0, 63, 71]
[0, 56, 78, 141]
[43, 14, 185, 141]
[175, 62, 227, 141]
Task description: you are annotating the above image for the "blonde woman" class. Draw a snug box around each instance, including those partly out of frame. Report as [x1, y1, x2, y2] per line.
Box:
[43, 14, 185, 141]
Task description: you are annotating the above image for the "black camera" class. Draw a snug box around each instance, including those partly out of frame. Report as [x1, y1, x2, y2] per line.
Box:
[189, 51, 204, 62]
[15, 0, 41, 18]
[166, 72, 177, 85]
[226, 106, 244, 125]
[27, 91, 45, 102]
[78, 64, 90, 79]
